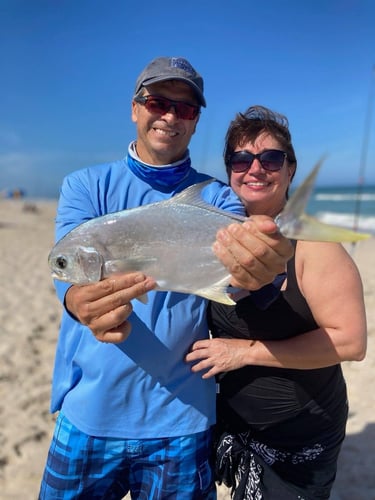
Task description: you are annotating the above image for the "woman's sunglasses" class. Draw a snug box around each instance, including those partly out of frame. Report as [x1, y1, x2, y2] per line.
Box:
[134, 95, 200, 120]
[228, 149, 287, 173]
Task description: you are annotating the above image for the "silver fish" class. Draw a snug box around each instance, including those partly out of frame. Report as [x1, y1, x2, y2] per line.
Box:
[48, 159, 370, 305]
[48, 181, 245, 305]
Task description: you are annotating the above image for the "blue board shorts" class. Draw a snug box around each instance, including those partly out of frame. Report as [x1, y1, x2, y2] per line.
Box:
[39, 412, 216, 499]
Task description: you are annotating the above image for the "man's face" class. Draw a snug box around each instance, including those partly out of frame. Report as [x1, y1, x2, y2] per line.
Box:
[131, 80, 200, 165]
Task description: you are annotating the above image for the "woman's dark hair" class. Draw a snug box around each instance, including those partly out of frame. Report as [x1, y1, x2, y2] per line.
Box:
[224, 105, 297, 183]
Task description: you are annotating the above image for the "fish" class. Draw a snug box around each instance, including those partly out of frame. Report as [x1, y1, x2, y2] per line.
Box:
[275, 157, 371, 242]
[48, 182, 246, 305]
[48, 159, 370, 305]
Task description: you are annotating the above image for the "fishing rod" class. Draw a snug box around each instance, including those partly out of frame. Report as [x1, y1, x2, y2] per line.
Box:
[351, 65, 375, 254]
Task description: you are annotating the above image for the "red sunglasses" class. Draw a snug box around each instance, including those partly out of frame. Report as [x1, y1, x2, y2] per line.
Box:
[134, 95, 200, 120]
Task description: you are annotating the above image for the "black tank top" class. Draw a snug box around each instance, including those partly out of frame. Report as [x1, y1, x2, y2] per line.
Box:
[208, 246, 348, 444]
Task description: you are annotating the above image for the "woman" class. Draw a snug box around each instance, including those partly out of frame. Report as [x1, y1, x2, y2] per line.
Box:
[186, 106, 367, 499]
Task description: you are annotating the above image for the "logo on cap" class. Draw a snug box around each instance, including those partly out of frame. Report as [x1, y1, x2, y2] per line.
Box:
[170, 57, 195, 76]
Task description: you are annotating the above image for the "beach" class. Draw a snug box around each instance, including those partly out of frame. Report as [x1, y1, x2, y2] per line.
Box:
[0, 198, 374, 500]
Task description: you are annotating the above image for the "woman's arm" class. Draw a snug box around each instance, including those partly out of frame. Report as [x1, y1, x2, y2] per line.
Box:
[186, 241, 367, 378]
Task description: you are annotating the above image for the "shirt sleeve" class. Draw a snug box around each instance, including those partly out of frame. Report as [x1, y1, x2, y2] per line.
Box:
[201, 180, 246, 216]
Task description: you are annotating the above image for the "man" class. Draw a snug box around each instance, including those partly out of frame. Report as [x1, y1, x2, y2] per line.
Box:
[39, 56, 292, 499]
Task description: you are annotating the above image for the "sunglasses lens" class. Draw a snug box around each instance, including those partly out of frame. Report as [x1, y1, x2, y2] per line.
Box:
[175, 102, 199, 120]
[142, 96, 199, 120]
[230, 153, 253, 173]
[259, 150, 285, 171]
[145, 97, 170, 114]
[230, 150, 286, 173]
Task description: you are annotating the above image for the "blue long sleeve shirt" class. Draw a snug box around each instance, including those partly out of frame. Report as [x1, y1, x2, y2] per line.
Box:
[51, 149, 244, 438]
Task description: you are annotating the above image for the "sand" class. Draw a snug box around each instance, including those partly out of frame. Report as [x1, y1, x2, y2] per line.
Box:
[0, 198, 374, 500]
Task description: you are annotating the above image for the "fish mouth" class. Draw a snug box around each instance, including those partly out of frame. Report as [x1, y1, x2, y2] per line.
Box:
[50, 270, 63, 280]
[49, 265, 67, 281]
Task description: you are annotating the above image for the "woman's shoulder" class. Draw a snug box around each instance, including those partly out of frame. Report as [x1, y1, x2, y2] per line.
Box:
[295, 240, 349, 264]
[294, 240, 360, 293]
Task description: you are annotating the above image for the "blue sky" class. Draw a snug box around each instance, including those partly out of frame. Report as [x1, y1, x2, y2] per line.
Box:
[1, 0, 374, 198]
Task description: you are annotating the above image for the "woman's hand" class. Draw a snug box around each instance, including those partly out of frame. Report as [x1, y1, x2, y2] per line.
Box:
[186, 338, 254, 379]
[214, 216, 293, 290]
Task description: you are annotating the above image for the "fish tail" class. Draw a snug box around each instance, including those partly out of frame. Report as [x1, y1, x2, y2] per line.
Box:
[284, 214, 371, 242]
[277, 157, 371, 243]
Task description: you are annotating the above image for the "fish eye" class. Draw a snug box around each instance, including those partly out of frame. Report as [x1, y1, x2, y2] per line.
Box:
[55, 256, 68, 269]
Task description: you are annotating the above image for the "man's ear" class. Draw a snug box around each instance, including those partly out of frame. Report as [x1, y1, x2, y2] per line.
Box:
[131, 100, 138, 123]
[192, 114, 200, 134]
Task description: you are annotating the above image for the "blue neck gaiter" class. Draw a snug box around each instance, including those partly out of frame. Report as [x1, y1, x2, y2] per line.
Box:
[126, 142, 192, 189]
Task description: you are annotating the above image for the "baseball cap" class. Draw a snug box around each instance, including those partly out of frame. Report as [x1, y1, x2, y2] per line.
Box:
[134, 56, 206, 107]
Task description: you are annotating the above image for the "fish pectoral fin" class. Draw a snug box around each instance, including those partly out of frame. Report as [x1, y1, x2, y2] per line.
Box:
[104, 257, 157, 276]
[289, 214, 371, 242]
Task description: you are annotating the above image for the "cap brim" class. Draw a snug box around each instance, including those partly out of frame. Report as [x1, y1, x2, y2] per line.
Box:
[140, 76, 206, 107]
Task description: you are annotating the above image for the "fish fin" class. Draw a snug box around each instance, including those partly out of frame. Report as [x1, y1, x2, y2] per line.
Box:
[155, 277, 236, 305]
[167, 180, 246, 222]
[276, 157, 371, 242]
[136, 293, 149, 304]
[195, 287, 236, 305]
[104, 258, 157, 275]
[290, 214, 371, 242]
[195, 276, 236, 305]
[281, 156, 327, 219]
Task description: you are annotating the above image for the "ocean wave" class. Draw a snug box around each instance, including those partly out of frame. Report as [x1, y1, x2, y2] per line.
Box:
[314, 193, 375, 202]
[316, 212, 375, 234]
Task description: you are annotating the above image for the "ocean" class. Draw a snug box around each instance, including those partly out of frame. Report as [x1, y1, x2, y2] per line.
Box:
[304, 184, 375, 234]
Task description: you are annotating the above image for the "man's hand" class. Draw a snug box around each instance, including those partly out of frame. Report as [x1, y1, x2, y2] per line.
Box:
[213, 215, 293, 290]
[65, 272, 156, 343]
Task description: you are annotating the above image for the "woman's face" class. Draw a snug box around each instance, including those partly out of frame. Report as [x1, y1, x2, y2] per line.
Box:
[229, 131, 295, 217]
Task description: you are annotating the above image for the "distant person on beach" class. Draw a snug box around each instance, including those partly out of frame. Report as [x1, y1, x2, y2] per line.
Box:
[39, 58, 293, 499]
[186, 105, 367, 499]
